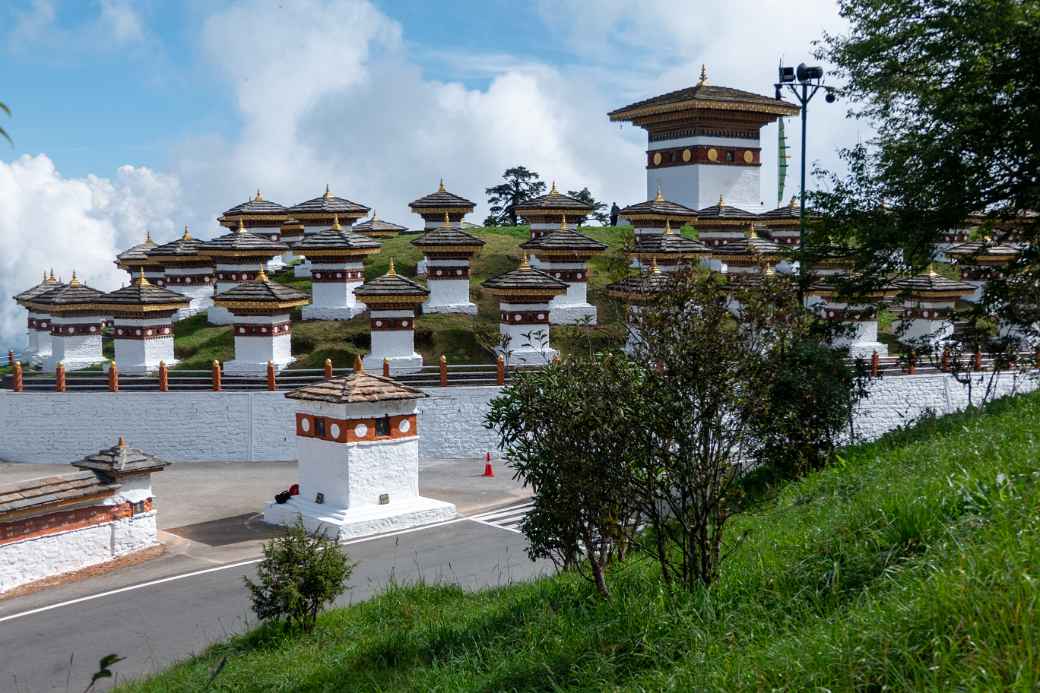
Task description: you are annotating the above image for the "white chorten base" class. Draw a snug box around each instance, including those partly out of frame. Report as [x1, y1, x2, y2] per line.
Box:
[294, 261, 313, 278]
[899, 318, 954, 346]
[263, 495, 456, 541]
[549, 303, 597, 325]
[416, 258, 428, 277]
[423, 302, 477, 315]
[223, 357, 294, 375]
[302, 304, 366, 320]
[363, 353, 423, 374]
[500, 346, 559, 367]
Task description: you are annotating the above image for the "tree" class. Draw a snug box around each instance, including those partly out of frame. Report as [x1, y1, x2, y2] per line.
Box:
[244, 520, 354, 632]
[486, 353, 647, 598]
[813, 0, 1040, 342]
[567, 187, 609, 225]
[486, 166, 546, 226]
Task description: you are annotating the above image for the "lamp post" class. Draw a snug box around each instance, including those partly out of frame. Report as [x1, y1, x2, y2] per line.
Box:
[775, 62, 837, 295]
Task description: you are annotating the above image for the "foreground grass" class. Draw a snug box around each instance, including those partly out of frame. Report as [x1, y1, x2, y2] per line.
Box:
[120, 390, 1040, 691]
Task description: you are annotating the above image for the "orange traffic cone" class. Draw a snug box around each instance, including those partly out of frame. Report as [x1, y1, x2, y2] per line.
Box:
[482, 452, 494, 477]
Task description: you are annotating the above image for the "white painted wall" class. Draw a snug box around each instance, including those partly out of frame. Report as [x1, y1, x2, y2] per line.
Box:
[648, 164, 764, 213]
[46, 315, 105, 372]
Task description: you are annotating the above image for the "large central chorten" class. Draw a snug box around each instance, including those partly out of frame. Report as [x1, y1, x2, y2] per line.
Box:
[608, 66, 799, 213]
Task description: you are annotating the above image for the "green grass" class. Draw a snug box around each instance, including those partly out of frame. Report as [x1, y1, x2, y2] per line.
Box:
[118, 390, 1040, 691]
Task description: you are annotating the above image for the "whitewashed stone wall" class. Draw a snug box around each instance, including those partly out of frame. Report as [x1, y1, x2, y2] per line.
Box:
[0, 376, 1034, 465]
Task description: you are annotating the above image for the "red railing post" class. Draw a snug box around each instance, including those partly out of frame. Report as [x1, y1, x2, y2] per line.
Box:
[266, 361, 276, 391]
[870, 350, 880, 377]
[108, 361, 119, 392]
[383, 357, 390, 378]
[439, 354, 448, 387]
[973, 348, 983, 371]
[496, 354, 505, 386]
[158, 361, 169, 391]
[13, 361, 23, 392]
[941, 347, 950, 372]
[212, 360, 222, 391]
[55, 363, 66, 392]
[324, 358, 333, 380]
[353, 354, 363, 373]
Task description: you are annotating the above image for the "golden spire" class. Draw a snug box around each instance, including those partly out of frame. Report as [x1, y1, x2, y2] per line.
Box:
[698, 64, 708, 86]
[255, 189, 263, 201]
[118, 435, 126, 449]
[257, 264, 269, 282]
[664, 219, 674, 235]
[438, 178, 446, 192]
[764, 263, 776, 276]
[182, 224, 192, 241]
[718, 194, 725, 207]
[560, 213, 568, 231]
[443, 211, 451, 226]
[49, 268, 56, 282]
[372, 210, 378, 222]
[550, 180, 558, 195]
[387, 257, 397, 277]
[650, 256, 661, 274]
[323, 184, 331, 199]
[135, 267, 151, 287]
[519, 252, 531, 270]
[332, 213, 342, 231]
[655, 184, 664, 203]
[145, 229, 152, 243]
[789, 195, 798, 208]
[927, 263, 938, 277]
[236, 217, 246, 233]
[748, 224, 758, 239]
[69, 270, 81, 288]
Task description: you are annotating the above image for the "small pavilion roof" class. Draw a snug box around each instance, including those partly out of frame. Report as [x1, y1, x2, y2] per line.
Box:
[945, 239, 1021, 261]
[199, 221, 289, 255]
[352, 214, 408, 236]
[288, 186, 369, 217]
[99, 273, 190, 309]
[286, 371, 427, 404]
[514, 183, 594, 214]
[0, 470, 117, 517]
[353, 260, 429, 299]
[146, 227, 204, 258]
[14, 271, 62, 305]
[620, 190, 699, 219]
[520, 224, 607, 254]
[411, 220, 486, 249]
[608, 67, 799, 121]
[696, 196, 758, 221]
[629, 225, 709, 257]
[72, 437, 169, 478]
[890, 268, 976, 295]
[222, 191, 288, 217]
[758, 196, 804, 223]
[606, 264, 673, 301]
[292, 218, 383, 254]
[213, 269, 309, 307]
[409, 180, 476, 210]
[482, 255, 568, 295]
[29, 274, 105, 308]
[116, 232, 158, 264]
[712, 229, 786, 258]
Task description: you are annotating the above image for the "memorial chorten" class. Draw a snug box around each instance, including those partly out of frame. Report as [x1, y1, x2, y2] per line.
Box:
[219, 191, 290, 241]
[619, 186, 699, 241]
[199, 219, 289, 325]
[114, 232, 161, 284]
[352, 259, 429, 374]
[890, 267, 975, 346]
[29, 272, 107, 372]
[352, 212, 408, 239]
[520, 216, 607, 324]
[145, 226, 214, 320]
[13, 271, 62, 361]
[482, 254, 568, 365]
[408, 180, 476, 277]
[97, 270, 190, 373]
[945, 238, 1021, 303]
[212, 268, 309, 374]
[626, 220, 710, 272]
[606, 259, 673, 355]
[289, 186, 371, 277]
[711, 225, 786, 276]
[806, 276, 893, 357]
[758, 196, 803, 246]
[694, 195, 760, 248]
[410, 212, 485, 315]
[279, 217, 306, 263]
[608, 65, 799, 212]
[514, 182, 594, 241]
[295, 215, 382, 320]
[263, 369, 456, 540]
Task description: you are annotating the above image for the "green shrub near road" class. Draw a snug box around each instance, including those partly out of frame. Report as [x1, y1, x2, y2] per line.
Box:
[119, 390, 1040, 691]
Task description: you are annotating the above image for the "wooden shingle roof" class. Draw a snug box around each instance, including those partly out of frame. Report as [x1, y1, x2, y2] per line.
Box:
[409, 181, 476, 210]
[0, 471, 118, 517]
[288, 187, 370, 216]
[72, 437, 169, 478]
[286, 371, 427, 404]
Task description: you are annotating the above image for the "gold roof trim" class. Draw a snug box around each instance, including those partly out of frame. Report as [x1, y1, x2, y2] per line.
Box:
[212, 298, 309, 311]
[609, 96, 801, 122]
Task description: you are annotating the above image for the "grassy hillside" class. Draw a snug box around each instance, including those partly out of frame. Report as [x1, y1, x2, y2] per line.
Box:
[120, 391, 1040, 691]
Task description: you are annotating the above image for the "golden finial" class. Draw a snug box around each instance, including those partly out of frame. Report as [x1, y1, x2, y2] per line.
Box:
[438, 178, 445, 192]
[550, 180, 558, 195]
[136, 267, 151, 287]
[698, 64, 708, 86]
[145, 229, 152, 243]
[372, 210, 378, 222]
[118, 435, 126, 449]
[257, 264, 269, 282]
[353, 354, 364, 373]
[983, 234, 993, 243]
[255, 189, 262, 201]
[655, 184, 664, 203]
[560, 213, 567, 231]
[323, 184, 330, 199]
[387, 257, 397, 277]
[664, 219, 674, 235]
[789, 195, 798, 208]
[927, 263, 938, 277]
[236, 218, 245, 233]
[764, 263, 776, 276]
[332, 213, 342, 231]
[650, 256, 661, 274]
[748, 224, 758, 239]
[182, 224, 192, 241]
[718, 194, 725, 207]
[49, 268, 56, 282]
[443, 211, 451, 226]
[69, 270, 81, 288]
[519, 252, 531, 270]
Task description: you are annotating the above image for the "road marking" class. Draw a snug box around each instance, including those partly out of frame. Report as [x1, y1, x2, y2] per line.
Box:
[0, 515, 473, 625]
[468, 501, 532, 534]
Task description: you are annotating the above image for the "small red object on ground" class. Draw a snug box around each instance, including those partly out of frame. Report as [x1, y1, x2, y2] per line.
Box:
[482, 461, 494, 478]
[289, 483, 300, 496]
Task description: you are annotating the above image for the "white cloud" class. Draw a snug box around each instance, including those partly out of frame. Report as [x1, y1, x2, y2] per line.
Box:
[0, 155, 180, 351]
[7, 0, 146, 53]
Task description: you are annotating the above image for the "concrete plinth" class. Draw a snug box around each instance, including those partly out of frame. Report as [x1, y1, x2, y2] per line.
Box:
[502, 346, 559, 366]
[549, 303, 597, 325]
[424, 302, 477, 315]
[302, 304, 366, 320]
[264, 495, 456, 541]
[363, 353, 423, 374]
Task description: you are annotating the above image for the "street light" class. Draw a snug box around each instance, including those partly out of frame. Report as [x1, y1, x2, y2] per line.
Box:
[775, 61, 837, 292]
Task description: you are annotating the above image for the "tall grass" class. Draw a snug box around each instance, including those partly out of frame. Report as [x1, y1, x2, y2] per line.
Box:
[120, 391, 1040, 692]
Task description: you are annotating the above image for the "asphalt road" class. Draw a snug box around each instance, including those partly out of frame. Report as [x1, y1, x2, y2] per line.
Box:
[0, 514, 546, 692]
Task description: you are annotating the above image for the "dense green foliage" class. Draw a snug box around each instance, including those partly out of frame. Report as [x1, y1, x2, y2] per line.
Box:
[484, 166, 547, 226]
[119, 367, 1040, 692]
[244, 520, 354, 633]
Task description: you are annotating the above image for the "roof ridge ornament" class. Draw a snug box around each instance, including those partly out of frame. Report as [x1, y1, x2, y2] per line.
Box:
[650, 256, 661, 274]
[664, 219, 674, 235]
[718, 194, 725, 207]
[655, 184, 664, 203]
[387, 257, 397, 277]
[118, 435, 126, 449]
[698, 64, 708, 86]
[550, 180, 558, 195]
[519, 252, 531, 270]
[135, 267, 151, 287]
[443, 211, 451, 226]
[236, 218, 246, 233]
[69, 270, 81, 288]
[789, 195, 798, 208]
[438, 178, 446, 192]
[323, 184, 331, 199]
[49, 268, 57, 282]
[257, 264, 269, 282]
[560, 213, 567, 231]
[332, 213, 342, 231]
[145, 229, 152, 242]
[748, 224, 758, 239]
[255, 189, 263, 202]
[182, 225, 192, 241]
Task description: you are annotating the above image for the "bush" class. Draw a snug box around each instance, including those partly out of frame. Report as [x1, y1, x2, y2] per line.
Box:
[244, 520, 355, 632]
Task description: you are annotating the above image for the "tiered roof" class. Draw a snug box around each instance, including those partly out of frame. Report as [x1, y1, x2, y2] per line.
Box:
[73, 437, 169, 478]
[221, 191, 289, 220]
[146, 226, 206, 262]
[620, 189, 699, 221]
[628, 221, 709, 260]
[696, 195, 758, 224]
[482, 254, 568, 298]
[409, 180, 476, 212]
[514, 183, 594, 217]
[411, 214, 486, 252]
[945, 239, 1021, 264]
[890, 268, 976, 298]
[352, 214, 408, 238]
[291, 216, 382, 257]
[28, 273, 105, 312]
[520, 219, 608, 258]
[758, 197, 803, 227]
[14, 271, 62, 307]
[99, 272, 189, 313]
[712, 227, 786, 260]
[606, 261, 673, 302]
[352, 259, 429, 304]
[286, 371, 427, 404]
[213, 269, 309, 311]
[199, 220, 289, 258]
[0, 471, 118, 517]
[115, 232, 159, 269]
[288, 186, 370, 221]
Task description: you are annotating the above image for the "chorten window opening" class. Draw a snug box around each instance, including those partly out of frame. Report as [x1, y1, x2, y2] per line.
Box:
[375, 415, 391, 437]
